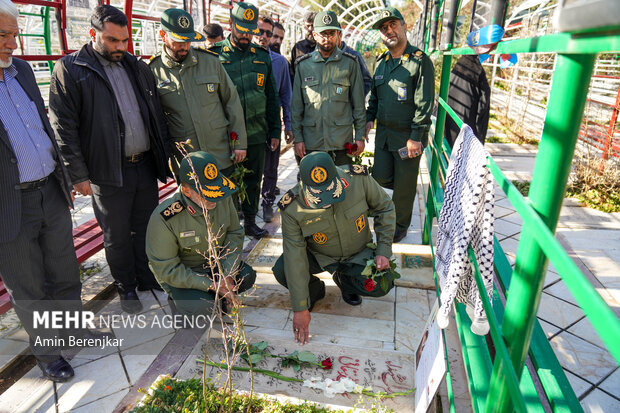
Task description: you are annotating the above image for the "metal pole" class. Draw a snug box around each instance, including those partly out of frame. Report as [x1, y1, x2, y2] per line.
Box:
[124, 0, 134, 54]
[602, 86, 620, 160]
[42, 6, 54, 74]
[489, 0, 508, 26]
[443, 0, 461, 49]
[484, 52, 596, 413]
[421, 0, 430, 52]
[430, 0, 439, 50]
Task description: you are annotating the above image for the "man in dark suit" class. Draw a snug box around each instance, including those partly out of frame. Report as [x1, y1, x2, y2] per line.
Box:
[0, 0, 102, 382]
[50, 5, 170, 313]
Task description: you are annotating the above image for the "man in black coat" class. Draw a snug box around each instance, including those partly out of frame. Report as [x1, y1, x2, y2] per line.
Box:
[445, 54, 491, 147]
[50, 5, 170, 313]
[289, 11, 317, 83]
[0, 0, 108, 382]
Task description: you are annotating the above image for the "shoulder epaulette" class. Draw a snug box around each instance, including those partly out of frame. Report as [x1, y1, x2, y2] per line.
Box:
[160, 201, 184, 220]
[277, 190, 296, 211]
[146, 54, 161, 65]
[342, 51, 358, 61]
[195, 47, 219, 57]
[413, 49, 425, 59]
[295, 53, 312, 65]
[348, 164, 368, 175]
[377, 51, 388, 62]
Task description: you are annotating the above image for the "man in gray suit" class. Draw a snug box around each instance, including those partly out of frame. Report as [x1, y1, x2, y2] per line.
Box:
[0, 0, 106, 382]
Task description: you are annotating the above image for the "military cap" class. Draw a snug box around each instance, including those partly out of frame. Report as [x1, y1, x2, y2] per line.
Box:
[313, 11, 341, 33]
[161, 8, 204, 42]
[231, 2, 259, 34]
[299, 152, 346, 209]
[372, 7, 404, 30]
[179, 152, 237, 202]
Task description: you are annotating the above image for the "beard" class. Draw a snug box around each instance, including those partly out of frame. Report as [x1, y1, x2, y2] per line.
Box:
[94, 40, 125, 62]
[0, 56, 12, 68]
[317, 42, 335, 55]
[165, 45, 188, 62]
[269, 43, 281, 53]
[232, 32, 250, 51]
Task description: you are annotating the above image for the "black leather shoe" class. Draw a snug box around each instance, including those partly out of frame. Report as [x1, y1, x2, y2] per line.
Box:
[37, 357, 74, 383]
[244, 215, 268, 239]
[393, 227, 407, 243]
[120, 290, 143, 314]
[342, 292, 362, 306]
[308, 281, 326, 312]
[275, 186, 281, 195]
[263, 205, 274, 223]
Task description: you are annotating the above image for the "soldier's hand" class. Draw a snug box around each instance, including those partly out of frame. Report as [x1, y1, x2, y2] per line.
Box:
[294, 142, 306, 159]
[233, 149, 247, 164]
[73, 181, 92, 196]
[216, 275, 240, 308]
[284, 130, 294, 144]
[407, 139, 423, 158]
[353, 140, 365, 157]
[365, 121, 374, 142]
[270, 138, 280, 152]
[375, 255, 390, 271]
[293, 310, 311, 345]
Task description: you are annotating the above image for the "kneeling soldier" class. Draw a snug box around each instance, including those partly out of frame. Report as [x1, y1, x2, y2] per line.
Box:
[146, 152, 256, 315]
[273, 152, 396, 344]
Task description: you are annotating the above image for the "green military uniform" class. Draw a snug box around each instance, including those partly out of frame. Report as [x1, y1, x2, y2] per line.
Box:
[366, 41, 434, 233]
[149, 47, 247, 172]
[291, 12, 366, 166]
[272, 158, 396, 312]
[209, 36, 280, 217]
[145, 152, 256, 315]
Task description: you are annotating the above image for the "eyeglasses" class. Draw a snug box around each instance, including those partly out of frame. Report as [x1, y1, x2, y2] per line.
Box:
[259, 29, 273, 37]
[316, 30, 338, 39]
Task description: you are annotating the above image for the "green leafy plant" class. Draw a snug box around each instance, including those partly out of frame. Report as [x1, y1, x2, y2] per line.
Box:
[361, 243, 400, 292]
[280, 350, 319, 372]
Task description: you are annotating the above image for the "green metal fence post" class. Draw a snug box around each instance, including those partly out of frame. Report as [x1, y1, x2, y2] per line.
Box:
[484, 52, 596, 413]
[42, 6, 53, 74]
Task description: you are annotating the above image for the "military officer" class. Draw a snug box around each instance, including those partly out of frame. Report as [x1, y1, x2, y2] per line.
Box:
[366, 7, 435, 243]
[146, 151, 256, 315]
[149, 9, 247, 178]
[272, 152, 396, 345]
[209, 2, 280, 239]
[291, 11, 366, 166]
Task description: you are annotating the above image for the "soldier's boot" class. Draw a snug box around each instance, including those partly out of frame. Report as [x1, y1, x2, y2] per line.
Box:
[393, 227, 407, 243]
[263, 205, 274, 223]
[244, 215, 268, 239]
[342, 291, 362, 306]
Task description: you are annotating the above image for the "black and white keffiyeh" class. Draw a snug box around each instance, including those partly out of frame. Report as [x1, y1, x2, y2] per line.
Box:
[435, 124, 494, 335]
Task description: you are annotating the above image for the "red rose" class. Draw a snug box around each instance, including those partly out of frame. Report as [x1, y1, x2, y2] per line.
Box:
[321, 358, 333, 370]
[363, 278, 376, 292]
[230, 132, 238, 141]
[344, 142, 352, 154]
[351, 143, 358, 153]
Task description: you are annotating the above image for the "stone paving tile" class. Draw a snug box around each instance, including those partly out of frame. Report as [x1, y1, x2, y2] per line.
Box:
[0, 366, 56, 412]
[549, 332, 617, 383]
[545, 280, 579, 306]
[55, 353, 130, 412]
[244, 326, 386, 350]
[538, 293, 584, 329]
[122, 333, 175, 384]
[567, 317, 611, 351]
[111, 308, 175, 352]
[0, 338, 28, 371]
[495, 219, 522, 239]
[68, 388, 131, 413]
[537, 318, 561, 339]
[544, 269, 561, 287]
[564, 369, 593, 399]
[581, 388, 620, 413]
[498, 236, 519, 264]
[599, 368, 620, 398]
[284, 312, 394, 342]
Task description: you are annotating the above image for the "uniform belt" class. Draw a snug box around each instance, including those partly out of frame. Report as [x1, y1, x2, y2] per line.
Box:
[125, 152, 145, 163]
[19, 176, 49, 190]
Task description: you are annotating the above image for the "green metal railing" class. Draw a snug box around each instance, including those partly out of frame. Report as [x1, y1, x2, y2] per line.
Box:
[421, 2, 620, 412]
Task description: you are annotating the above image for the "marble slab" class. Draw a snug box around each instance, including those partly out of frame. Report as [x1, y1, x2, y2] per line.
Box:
[392, 244, 435, 289]
[245, 237, 282, 273]
[567, 318, 609, 350]
[176, 334, 415, 411]
[244, 327, 386, 351]
[537, 293, 584, 329]
[599, 368, 620, 398]
[284, 312, 395, 343]
[0, 365, 56, 412]
[549, 332, 617, 383]
[239, 306, 291, 330]
[394, 288, 432, 354]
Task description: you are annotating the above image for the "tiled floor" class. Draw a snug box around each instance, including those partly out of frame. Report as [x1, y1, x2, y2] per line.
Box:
[0, 140, 619, 412]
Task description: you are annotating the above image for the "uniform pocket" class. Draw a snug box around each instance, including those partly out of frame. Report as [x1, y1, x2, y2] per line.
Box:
[302, 79, 321, 104]
[196, 75, 220, 106]
[332, 79, 350, 102]
[300, 219, 330, 238]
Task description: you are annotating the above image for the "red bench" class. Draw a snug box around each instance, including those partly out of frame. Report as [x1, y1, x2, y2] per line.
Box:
[0, 178, 177, 315]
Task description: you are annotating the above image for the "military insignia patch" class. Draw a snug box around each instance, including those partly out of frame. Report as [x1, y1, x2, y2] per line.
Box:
[223, 46, 231, 52]
[187, 205, 196, 215]
[349, 164, 368, 175]
[398, 87, 407, 101]
[381, 10, 391, 18]
[257, 73, 265, 86]
[304, 76, 314, 82]
[313, 232, 327, 244]
[355, 214, 366, 232]
[402, 54, 409, 61]
[207, 84, 215, 92]
[322, 14, 332, 25]
[178, 16, 190, 29]
[204, 163, 218, 180]
[341, 178, 349, 189]
[161, 201, 184, 220]
[336, 86, 343, 94]
[310, 166, 328, 184]
[180, 230, 195, 238]
[250, 47, 256, 54]
[243, 8, 255, 21]
[375, 75, 383, 80]
[277, 190, 295, 210]
[415, 50, 423, 58]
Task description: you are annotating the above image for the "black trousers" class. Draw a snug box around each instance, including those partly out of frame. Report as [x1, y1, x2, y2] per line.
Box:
[91, 156, 159, 293]
[261, 142, 280, 208]
[241, 143, 266, 217]
[0, 176, 82, 362]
